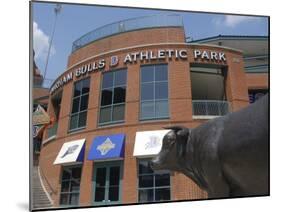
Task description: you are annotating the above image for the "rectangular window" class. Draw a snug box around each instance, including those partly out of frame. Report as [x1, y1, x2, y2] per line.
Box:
[140, 64, 169, 120]
[60, 166, 82, 206]
[47, 91, 62, 138]
[99, 69, 127, 125]
[69, 78, 90, 131]
[138, 160, 171, 203]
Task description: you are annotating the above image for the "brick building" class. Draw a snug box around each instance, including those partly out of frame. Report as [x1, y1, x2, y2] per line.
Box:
[33, 50, 49, 164]
[36, 14, 268, 209]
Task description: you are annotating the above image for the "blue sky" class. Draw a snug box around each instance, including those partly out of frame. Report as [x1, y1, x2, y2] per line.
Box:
[32, 2, 268, 87]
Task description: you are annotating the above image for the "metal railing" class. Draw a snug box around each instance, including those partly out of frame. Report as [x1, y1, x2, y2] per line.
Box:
[192, 100, 230, 116]
[244, 65, 268, 73]
[47, 122, 58, 138]
[72, 14, 184, 52]
[38, 166, 57, 196]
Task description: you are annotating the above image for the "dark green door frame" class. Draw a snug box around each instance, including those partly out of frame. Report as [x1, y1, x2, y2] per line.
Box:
[92, 160, 123, 206]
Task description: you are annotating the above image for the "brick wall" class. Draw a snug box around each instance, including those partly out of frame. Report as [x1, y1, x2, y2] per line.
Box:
[39, 27, 264, 207]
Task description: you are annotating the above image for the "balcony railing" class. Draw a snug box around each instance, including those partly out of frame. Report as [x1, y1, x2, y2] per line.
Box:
[47, 122, 58, 138]
[192, 100, 230, 116]
[72, 14, 184, 52]
[244, 65, 268, 73]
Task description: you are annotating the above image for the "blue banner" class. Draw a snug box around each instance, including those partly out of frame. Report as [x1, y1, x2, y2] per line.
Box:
[88, 134, 125, 160]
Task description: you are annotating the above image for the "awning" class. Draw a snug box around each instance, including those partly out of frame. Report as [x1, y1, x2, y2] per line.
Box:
[53, 139, 85, 165]
[88, 134, 125, 161]
[133, 130, 170, 157]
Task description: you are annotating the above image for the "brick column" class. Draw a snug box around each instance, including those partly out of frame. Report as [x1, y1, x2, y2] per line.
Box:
[125, 63, 140, 125]
[169, 59, 193, 122]
[87, 71, 101, 130]
[79, 133, 95, 206]
[122, 129, 138, 203]
[122, 63, 140, 203]
[79, 160, 93, 206]
[56, 82, 73, 138]
[225, 53, 249, 111]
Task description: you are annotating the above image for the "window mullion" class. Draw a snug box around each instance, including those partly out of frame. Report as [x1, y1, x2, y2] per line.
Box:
[153, 66, 156, 118]
[153, 173, 156, 201]
[111, 72, 115, 122]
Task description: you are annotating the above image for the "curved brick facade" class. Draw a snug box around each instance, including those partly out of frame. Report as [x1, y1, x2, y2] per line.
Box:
[39, 26, 266, 207]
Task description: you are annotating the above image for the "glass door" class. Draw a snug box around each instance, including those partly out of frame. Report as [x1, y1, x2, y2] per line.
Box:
[93, 161, 123, 205]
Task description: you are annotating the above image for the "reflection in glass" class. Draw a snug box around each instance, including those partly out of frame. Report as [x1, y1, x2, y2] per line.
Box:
[155, 82, 168, 99]
[114, 70, 127, 86]
[155, 64, 168, 81]
[141, 83, 154, 100]
[80, 95, 89, 111]
[82, 78, 90, 94]
[74, 81, 81, 97]
[113, 87, 126, 103]
[155, 188, 170, 201]
[61, 181, 70, 192]
[141, 101, 154, 119]
[141, 65, 154, 82]
[70, 193, 79, 205]
[109, 167, 120, 186]
[155, 173, 170, 187]
[95, 187, 105, 202]
[102, 72, 114, 88]
[101, 89, 113, 106]
[71, 180, 80, 192]
[112, 104, 125, 121]
[139, 189, 153, 202]
[69, 114, 78, 130]
[60, 194, 69, 205]
[96, 168, 106, 186]
[99, 106, 111, 123]
[108, 187, 119, 201]
[78, 111, 87, 128]
[139, 175, 153, 188]
[72, 97, 80, 113]
[155, 100, 169, 117]
[139, 161, 153, 174]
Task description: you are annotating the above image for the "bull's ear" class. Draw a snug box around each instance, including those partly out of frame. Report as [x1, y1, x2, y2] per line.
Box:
[176, 128, 190, 158]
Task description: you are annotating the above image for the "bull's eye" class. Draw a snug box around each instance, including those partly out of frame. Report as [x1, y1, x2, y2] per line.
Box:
[165, 137, 175, 146]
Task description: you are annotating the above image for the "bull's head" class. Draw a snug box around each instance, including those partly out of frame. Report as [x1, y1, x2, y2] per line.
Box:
[150, 126, 190, 171]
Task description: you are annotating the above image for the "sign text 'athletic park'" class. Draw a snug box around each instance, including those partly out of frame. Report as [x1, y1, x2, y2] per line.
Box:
[50, 49, 226, 94]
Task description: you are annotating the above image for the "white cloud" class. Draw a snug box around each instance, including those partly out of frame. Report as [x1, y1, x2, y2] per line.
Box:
[33, 21, 55, 61]
[224, 15, 258, 27]
[212, 15, 260, 28]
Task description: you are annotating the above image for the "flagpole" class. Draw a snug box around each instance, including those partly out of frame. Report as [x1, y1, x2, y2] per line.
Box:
[42, 4, 62, 86]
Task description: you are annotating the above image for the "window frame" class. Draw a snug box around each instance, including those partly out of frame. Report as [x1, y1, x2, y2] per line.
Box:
[92, 161, 123, 205]
[98, 69, 127, 126]
[59, 165, 82, 206]
[68, 77, 91, 133]
[137, 159, 171, 203]
[139, 63, 170, 121]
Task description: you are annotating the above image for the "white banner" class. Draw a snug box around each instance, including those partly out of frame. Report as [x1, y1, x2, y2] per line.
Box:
[53, 139, 85, 165]
[133, 130, 170, 157]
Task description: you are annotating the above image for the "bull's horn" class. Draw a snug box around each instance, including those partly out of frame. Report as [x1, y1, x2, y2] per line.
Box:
[163, 125, 186, 133]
